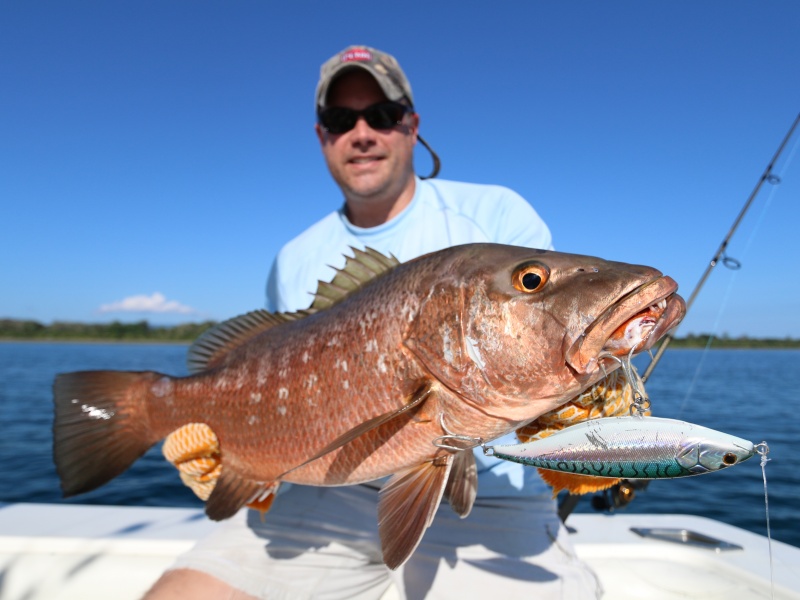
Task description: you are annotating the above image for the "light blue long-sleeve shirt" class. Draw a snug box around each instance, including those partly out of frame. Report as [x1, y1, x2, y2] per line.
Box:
[265, 177, 555, 497]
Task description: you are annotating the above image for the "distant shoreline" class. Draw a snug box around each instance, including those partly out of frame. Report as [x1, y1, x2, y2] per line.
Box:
[2, 339, 798, 350]
[1, 319, 798, 349]
[0, 338, 190, 345]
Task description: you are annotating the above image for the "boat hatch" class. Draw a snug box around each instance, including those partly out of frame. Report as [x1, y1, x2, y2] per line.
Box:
[630, 527, 743, 551]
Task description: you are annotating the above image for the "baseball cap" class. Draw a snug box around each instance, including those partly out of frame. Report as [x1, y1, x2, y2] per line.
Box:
[316, 45, 414, 111]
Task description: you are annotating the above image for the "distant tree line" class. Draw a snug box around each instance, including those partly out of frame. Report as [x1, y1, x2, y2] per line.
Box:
[0, 319, 215, 342]
[0, 319, 798, 348]
[661, 332, 800, 349]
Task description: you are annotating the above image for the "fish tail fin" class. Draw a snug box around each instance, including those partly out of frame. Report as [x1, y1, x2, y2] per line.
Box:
[537, 468, 620, 497]
[53, 370, 166, 497]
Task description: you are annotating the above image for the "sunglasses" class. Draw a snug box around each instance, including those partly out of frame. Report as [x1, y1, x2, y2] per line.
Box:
[318, 101, 412, 135]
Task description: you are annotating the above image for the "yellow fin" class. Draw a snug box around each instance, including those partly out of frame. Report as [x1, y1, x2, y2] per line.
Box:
[537, 468, 621, 497]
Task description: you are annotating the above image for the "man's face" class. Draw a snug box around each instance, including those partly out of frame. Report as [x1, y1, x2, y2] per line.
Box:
[316, 70, 419, 208]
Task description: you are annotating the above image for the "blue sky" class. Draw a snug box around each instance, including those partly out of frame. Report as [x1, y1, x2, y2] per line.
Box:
[2, 2, 799, 338]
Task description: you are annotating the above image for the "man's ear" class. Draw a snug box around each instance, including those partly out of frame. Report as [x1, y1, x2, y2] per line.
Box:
[315, 122, 326, 145]
[408, 112, 420, 142]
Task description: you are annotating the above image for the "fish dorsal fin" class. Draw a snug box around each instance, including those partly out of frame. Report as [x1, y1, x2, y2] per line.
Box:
[187, 309, 313, 374]
[188, 247, 398, 373]
[311, 247, 400, 310]
[444, 449, 478, 518]
[378, 455, 453, 569]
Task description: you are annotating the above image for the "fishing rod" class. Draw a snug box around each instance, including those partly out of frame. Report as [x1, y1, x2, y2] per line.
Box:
[642, 111, 800, 383]
[561, 113, 800, 522]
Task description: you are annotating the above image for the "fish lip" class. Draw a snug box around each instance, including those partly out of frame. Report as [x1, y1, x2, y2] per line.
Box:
[566, 276, 685, 373]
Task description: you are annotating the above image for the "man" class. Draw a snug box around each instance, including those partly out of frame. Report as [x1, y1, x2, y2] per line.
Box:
[147, 46, 600, 599]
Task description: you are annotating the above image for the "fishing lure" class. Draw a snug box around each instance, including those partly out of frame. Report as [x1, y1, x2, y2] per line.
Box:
[484, 416, 755, 479]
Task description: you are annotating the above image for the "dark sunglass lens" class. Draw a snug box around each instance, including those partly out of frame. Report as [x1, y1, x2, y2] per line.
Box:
[364, 103, 406, 130]
[319, 107, 357, 134]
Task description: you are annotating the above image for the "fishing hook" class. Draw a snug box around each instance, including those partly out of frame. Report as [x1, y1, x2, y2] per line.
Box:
[432, 414, 484, 451]
[598, 351, 650, 417]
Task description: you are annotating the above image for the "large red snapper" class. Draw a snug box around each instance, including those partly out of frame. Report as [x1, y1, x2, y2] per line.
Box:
[53, 243, 685, 568]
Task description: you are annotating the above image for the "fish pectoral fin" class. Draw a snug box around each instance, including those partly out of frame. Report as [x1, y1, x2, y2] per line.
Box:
[444, 450, 477, 518]
[537, 469, 620, 497]
[378, 455, 453, 570]
[277, 382, 435, 479]
[205, 466, 271, 521]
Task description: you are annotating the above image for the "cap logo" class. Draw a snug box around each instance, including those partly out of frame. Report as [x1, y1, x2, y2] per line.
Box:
[340, 48, 373, 64]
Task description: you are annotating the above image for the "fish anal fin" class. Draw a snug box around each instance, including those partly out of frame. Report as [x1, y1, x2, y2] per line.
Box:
[164, 423, 280, 517]
[444, 450, 477, 518]
[248, 486, 279, 520]
[378, 455, 452, 570]
[205, 466, 270, 521]
[537, 469, 620, 497]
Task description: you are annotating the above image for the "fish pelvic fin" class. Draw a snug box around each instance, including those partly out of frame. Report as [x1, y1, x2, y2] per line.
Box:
[444, 450, 477, 518]
[537, 469, 620, 497]
[378, 455, 453, 570]
[52, 370, 164, 497]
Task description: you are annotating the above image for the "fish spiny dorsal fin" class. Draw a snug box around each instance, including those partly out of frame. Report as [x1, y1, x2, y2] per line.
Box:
[310, 247, 400, 310]
[187, 309, 312, 374]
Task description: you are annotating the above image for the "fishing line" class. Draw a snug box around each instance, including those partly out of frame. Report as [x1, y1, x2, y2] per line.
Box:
[756, 442, 774, 599]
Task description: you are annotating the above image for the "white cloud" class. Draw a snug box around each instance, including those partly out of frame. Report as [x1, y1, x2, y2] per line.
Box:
[98, 292, 196, 315]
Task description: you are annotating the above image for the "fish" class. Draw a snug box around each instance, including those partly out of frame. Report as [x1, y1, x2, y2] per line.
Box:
[52, 243, 685, 568]
[487, 415, 755, 478]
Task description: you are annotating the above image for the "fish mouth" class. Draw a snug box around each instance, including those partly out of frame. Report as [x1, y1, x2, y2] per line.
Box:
[566, 276, 686, 373]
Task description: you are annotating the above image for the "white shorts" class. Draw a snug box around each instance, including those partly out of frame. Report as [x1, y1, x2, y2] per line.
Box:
[169, 484, 602, 599]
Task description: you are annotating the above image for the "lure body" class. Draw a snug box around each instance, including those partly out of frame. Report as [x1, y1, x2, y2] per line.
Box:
[487, 416, 754, 479]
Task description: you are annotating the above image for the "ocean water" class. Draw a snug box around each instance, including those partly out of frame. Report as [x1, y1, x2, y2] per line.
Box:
[1, 341, 797, 547]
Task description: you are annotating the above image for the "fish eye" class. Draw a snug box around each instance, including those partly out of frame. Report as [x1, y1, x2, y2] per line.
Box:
[512, 262, 549, 293]
[722, 452, 737, 466]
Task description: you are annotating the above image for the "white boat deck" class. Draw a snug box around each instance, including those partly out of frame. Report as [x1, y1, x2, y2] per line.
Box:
[1, 503, 799, 599]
